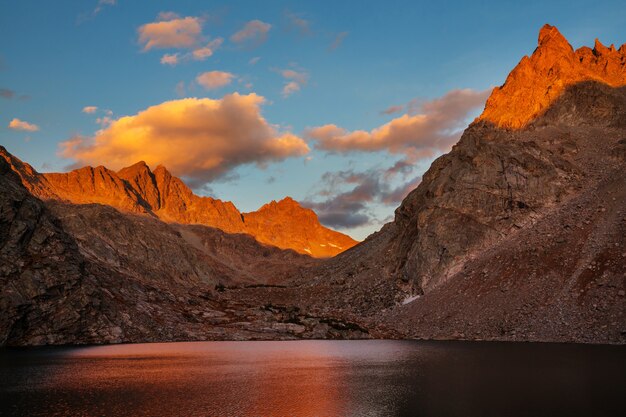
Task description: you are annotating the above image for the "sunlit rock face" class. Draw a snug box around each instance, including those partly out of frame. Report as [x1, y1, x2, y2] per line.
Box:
[243, 197, 358, 258]
[0, 150, 357, 257]
[479, 24, 626, 129]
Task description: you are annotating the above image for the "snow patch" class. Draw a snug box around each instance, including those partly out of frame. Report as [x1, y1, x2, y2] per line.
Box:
[401, 295, 420, 305]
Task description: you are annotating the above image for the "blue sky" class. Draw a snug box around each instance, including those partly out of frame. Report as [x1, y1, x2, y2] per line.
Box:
[1, 0, 625, 240]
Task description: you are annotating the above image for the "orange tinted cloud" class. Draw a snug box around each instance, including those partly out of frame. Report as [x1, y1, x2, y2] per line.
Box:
[82, 106, 98, 114]
[8, 118, 39, 132]
[138, 15, 202, 51]
[192, 38, 223, 60]
[60, 94, 309, 183]
[196, 71, 235, 90]
[307, 88, 489, 158]
[280, 68, 308, 97]
[160, 53, 179, 65]
[230, 20, 271, 47]
[380, 105, 404, 115]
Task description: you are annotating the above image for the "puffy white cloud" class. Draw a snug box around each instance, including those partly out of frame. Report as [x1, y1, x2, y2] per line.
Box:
[138, 15, 203, 51]
[8, 118, 39, 132]
[307, 88, 490, 158]
[59, 94, 309, 183]
[230, 20, 271, 47]
[196, 71, 235, 90]
[82, 106, 98, 114]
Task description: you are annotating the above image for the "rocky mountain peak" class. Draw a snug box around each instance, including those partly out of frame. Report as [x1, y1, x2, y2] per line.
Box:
[117, 161, 160, 210]
[479, 24, 626, 129]
[243, 196, 358, 258]
[258, 197, 316, 217]
[537, 24, 572, 52]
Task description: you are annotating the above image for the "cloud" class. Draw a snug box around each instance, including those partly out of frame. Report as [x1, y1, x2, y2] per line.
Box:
[280, 67, 308, 97]
[285, 11, 311, 36]
[1, 88, 15, 99]
[380, 104, 404, 115]
[1, 88, 29, 100]
[96, 116, 113, 127]
[303, 166, 421, 229]
[192, 38, 223, 60]
[175, 81, 186, 97]
[94, 0, 116, 15]
[196, 71, 235, 90]
[281, 81, 301, 97]
[59, 94, 309, 183]
[8, 118, 39, 132]
[230, 20, 271, 47]
[138, 15, 203, 51]
[329, 32, 348, 51]
[160, 53, 179, 65]
[249, 56, 261, 65]
[307, 88, 490, 158]
[157, 11, 180, 21]
[77, 0, 116, 23]
[159, 38, 223, 65]
[82, 106, 98, 114]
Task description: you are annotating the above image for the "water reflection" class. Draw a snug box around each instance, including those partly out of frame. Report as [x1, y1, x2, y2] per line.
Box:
[0, 340, 624, 417]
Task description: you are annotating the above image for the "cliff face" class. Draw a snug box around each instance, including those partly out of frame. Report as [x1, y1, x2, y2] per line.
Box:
[0, 153, 357, 257]
[479, 24, 626, 129]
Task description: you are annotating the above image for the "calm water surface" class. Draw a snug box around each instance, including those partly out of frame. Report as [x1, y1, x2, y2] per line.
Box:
[0, 340, 624, 417]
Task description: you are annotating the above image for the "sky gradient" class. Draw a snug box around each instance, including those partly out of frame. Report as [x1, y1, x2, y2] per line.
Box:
[2, 0, 625, 239]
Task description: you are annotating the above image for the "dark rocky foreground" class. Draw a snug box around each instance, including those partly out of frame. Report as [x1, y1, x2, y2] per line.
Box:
[0, 27, 625, 346]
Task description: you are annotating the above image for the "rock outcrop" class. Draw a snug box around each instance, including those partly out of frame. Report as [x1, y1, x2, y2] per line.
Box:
[0, 151, 357, 257]
[480, 24, 626, 129]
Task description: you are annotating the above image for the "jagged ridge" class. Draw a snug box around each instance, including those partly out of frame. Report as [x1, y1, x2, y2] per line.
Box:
[0, 151, 357, 258]
[480, 24, 626, 129]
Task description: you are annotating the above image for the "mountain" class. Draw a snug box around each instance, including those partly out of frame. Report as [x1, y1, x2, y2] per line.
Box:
[1, 149, 357, 345]
[0, 152, 357, 257]
[243, 197, 357, 258]
[293, 25, 625, 343]
[1, 24, 624, 346]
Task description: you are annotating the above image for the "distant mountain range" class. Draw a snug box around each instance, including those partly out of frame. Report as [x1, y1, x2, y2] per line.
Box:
[2, 151, 357, 258]
[1, 25, 624, 346]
